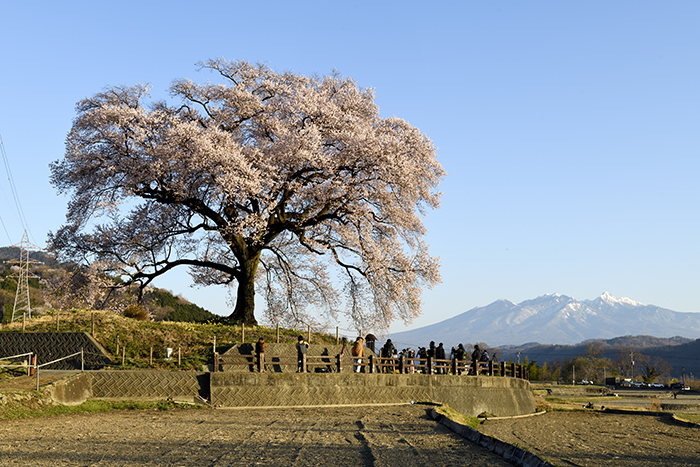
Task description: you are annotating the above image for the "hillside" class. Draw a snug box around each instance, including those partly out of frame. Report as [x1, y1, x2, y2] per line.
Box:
[0, 310, 337, 371]
[496, 335, 700, 381]
[0, 246, 222, 324]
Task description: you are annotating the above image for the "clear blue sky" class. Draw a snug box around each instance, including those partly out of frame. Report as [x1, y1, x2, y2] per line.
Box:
[1, 1, 698, 335]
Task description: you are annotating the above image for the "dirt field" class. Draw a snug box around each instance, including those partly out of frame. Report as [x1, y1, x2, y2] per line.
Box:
[2, 401, 700, 466]
[0, 404, 512, 467]
[480, 410, 700, 466]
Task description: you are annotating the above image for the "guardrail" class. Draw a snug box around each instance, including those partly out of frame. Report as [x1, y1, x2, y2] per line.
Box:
[214, 352, 529, 380]
[0, 352, 35, 376]
[34, 349, 85, 391]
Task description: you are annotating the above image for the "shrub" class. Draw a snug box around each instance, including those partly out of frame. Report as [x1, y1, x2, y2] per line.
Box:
[123, 305, 149, 321]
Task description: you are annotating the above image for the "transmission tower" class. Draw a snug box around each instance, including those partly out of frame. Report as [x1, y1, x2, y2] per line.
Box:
[10, 231, 41, 322]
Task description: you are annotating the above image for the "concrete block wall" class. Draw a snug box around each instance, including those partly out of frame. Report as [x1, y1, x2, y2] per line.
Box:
[210, 373, 536, 417]
[47, 370, 536, 418]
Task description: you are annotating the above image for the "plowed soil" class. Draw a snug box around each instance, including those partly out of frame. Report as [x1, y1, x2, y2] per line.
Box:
[0, 404, 512, 467]
[480, 410, 700, 466]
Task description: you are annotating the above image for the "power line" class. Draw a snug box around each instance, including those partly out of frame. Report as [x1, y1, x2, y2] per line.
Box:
[0, 135, 34, 244]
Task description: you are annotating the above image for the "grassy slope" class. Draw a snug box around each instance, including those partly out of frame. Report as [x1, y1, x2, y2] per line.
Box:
[0, 310, 338, 370]
[0, 310, 339, 419]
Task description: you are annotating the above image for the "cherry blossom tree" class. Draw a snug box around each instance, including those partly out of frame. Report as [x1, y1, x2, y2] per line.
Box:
[49, 59, 444, 328]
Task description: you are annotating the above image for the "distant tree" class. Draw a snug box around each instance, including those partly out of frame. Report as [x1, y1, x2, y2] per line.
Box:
[638, 355, 673, 384]
[586, 342, 611, 383]
[49, 59, 444, 328]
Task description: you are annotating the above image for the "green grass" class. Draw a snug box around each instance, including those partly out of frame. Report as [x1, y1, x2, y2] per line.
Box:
[436, 405, 482, 430]
[676, 414, 700, 424]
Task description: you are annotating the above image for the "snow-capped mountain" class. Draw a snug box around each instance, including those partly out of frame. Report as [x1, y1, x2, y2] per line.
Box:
[388, 292, 700, 348]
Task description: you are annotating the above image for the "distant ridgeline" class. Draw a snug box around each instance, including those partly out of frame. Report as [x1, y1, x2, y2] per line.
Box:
[0, 246, 59, 267]
[0, 246, 220, 324]
[148, 288, 222, 323]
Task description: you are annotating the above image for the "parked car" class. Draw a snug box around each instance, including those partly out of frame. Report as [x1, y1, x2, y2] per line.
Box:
[649, 382, 664, 388]
[631, 381, 646, 387]
[670, 382, 690, 390]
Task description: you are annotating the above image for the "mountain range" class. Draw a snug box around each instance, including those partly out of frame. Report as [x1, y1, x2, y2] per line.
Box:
[388, 292, 700, 348]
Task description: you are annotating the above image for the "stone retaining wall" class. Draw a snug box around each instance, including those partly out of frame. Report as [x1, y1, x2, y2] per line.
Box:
[48, 370, 209, 405]
[211, 373, 535, 417]
[48, 371, 536, 417]
[0, 332, 112, 369]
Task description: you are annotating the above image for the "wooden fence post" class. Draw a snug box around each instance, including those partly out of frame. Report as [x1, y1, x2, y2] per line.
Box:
[336, 354, 342, 373]
[116, 336, 120, 356]
[511, 362, 516, 379]
[276, 323, 280, 344]
[213, 336, 216, 356]
[451, 358, 458, 375]
[336, 326, 339, 345]
[149, 346, 153, 366]
[301, 354, 307, 373]
[257, 353, 264, 373]
[368, 355, 374, 373]
[427, 356, 433, 374]
[500, 361, 506, 377]
[178, 347, 181, 366]
[488, 360, 494, 376]
[214, 352, 219, 372]
[122, 346, 126, 366]
[307, 325, 311, 343]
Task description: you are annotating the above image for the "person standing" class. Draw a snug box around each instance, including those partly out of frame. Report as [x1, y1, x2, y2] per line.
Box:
[351, 337, 364, 373]
[471, 344, 482, 362]
[471, 344, 482, 375]
[296, 335, 308, 373]
[426, 341, 436, 373]
[456, 343, 467, 375]
[406, 348, 415, 374]
[436, 342, 446, 374]
[382, 339, 396, 373]
[255, 337, 266, 372]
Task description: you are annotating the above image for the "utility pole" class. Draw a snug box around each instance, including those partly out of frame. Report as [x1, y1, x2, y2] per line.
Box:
[10, 231, 41, 323]
[630, 350, 635, 381]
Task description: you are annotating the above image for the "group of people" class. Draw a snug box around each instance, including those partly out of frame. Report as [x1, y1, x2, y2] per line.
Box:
[345, 337, 495, 375]
[290, 334, 495, 374]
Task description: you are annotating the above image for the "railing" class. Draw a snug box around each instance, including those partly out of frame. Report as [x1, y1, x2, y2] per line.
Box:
[0, 352, 35, 376]
[214, 352, 529, 380]
[33, 349, 85, 391]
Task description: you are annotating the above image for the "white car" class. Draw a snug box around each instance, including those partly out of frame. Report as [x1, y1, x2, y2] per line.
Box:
[649, 382, 664, 388]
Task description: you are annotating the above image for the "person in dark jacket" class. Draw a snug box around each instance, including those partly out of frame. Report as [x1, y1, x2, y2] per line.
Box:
[256, 337, 266, 355]
[435, 342, 446, 374]
[255, 337, 267, 372]
[455, 343, 467, 375]
[382, 339, 396, 373]
[427, 341, 436, 373]
[471, 344, 482, 362]
[296, 335, 308, 372]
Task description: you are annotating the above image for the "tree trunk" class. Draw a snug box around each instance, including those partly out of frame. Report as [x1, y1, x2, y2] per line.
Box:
[228, 253, 259, 326]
